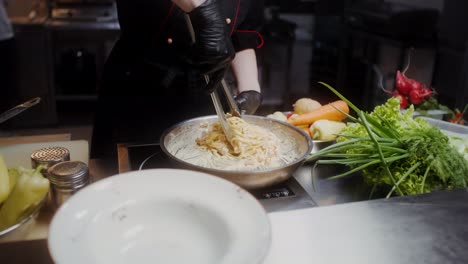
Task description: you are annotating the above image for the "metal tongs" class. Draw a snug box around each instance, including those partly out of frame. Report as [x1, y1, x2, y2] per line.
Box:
[184, 15, 241, 146]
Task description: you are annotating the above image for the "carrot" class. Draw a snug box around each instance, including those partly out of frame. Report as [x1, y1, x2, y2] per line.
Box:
[288, 100, 349, 127]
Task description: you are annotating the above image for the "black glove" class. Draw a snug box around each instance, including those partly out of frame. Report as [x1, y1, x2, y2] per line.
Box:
[188, 0, 235, 93]
[235, 91, 262, 115]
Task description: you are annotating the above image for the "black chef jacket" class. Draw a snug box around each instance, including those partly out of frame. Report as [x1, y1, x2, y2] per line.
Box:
[91, 0, 265, 164]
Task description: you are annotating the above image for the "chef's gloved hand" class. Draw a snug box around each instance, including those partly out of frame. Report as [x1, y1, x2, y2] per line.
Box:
[188, 0, 235, 93]
[235, 91, 262, 115]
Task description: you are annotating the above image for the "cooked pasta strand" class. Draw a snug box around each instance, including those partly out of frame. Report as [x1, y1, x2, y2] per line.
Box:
[196, 116, 281, 169]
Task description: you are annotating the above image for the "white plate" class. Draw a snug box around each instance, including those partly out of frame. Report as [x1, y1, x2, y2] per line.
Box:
[48, 169, 271, 264]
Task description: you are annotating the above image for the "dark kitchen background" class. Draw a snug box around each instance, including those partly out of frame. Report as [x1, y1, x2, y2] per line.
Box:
[2, 0, 468, 138]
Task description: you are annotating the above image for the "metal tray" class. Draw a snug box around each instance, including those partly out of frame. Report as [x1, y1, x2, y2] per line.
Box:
[417, 116, 468, 138]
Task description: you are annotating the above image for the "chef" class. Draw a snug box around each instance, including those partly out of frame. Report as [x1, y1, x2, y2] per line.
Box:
[91, 0, 265, 164]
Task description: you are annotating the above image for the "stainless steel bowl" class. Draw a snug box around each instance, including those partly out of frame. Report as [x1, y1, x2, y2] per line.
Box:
[161, 115, 313, 189]
[0, 197, 46, 243]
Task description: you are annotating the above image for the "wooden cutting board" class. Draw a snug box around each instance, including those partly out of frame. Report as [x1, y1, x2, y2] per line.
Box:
[0, 134, 71, 146]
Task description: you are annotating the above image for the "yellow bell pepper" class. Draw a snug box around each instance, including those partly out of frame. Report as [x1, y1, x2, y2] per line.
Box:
[0, 155, 10, 204]
[310, 120, 346, 141]
[0, 166, 49, 230]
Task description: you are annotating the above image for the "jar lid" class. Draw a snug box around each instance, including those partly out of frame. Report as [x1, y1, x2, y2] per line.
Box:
[31, 147, 70, 169]
[47, 161, 89, 189]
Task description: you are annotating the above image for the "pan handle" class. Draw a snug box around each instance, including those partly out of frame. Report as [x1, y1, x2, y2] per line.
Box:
[0, 97, 42, 124]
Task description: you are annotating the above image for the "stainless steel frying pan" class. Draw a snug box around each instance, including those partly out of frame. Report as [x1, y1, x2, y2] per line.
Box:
[160, 115, 313, 189]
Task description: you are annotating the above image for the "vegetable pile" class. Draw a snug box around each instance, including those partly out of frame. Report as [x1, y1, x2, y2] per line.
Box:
[308, 82, 468, 198]
[0, 155, 49, 230]
[266, 98, 349, 140]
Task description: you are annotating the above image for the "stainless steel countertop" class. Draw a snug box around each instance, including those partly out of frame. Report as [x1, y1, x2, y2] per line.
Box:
[265, 188, 468, 264]
[294, 162, 370, 206]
